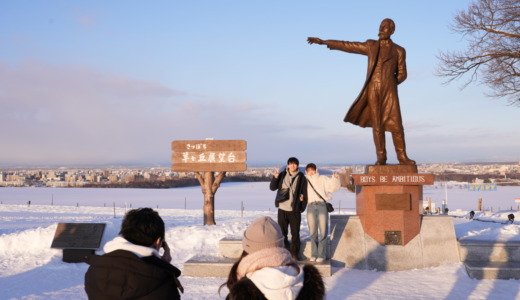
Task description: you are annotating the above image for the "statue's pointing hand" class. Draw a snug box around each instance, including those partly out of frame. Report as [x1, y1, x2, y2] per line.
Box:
[307, 37, 323, 45]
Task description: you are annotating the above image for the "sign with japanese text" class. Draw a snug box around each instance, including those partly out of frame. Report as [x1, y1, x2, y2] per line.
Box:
[352, 173, 434, 186]
[171, 140, 247, 172]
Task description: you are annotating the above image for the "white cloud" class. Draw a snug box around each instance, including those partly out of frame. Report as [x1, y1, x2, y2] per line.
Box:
[0, 61, 518, 167]
[0, 61, 288, 165]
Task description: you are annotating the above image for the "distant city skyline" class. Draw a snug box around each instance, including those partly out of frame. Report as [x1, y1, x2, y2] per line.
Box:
[2, 162, 519, 191]
[1, 1, 519, 166]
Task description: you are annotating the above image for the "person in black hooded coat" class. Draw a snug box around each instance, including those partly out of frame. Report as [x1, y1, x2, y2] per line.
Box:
[84, 208, 182, 300]
[270, 157, 308, 259]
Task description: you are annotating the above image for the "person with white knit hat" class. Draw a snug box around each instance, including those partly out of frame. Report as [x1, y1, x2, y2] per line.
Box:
[221, 216, 325, 300]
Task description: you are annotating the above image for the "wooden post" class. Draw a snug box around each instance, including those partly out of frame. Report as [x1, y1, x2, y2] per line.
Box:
[427, 197, 432, 214]
[195, 171, 226, 225]
[478, 197, 483, 211]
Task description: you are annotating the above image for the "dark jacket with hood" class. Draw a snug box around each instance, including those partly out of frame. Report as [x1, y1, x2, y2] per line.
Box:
[270, 169, 308, 213]
[85, 249, 182, 300]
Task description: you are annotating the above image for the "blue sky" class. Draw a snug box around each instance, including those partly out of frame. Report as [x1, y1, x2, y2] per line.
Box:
[1, 1, 518, 167]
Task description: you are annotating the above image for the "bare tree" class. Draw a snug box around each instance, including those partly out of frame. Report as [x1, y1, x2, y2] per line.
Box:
[194, 171, 226, 225]
[437, 0, 520, 105]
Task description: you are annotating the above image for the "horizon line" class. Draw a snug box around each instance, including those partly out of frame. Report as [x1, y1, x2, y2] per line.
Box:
[1, 160, 519, 169]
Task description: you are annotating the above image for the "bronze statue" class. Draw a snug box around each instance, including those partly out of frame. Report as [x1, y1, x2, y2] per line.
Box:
[308, 18, 415, 165]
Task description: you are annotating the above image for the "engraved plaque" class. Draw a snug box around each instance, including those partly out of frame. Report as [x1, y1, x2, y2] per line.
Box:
[375, 193, 411, 210]
[385, 231, 402, 245]
[352, 173, 434, 186]
[51, 223, 106, 249]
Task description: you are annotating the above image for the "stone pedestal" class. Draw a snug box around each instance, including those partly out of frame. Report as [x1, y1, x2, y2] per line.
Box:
[330, 215, 460, 271]
[352, 165, 434, 246]
[329, 165, 460, 271]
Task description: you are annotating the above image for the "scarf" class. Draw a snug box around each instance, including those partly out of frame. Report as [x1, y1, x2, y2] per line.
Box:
[103, 236, 160, 258]
[237, 247, 297, 279]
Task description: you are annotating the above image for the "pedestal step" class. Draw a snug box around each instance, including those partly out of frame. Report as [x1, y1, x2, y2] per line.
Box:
[183, 256, 237, 277]
[458, 240, 520, 280]
[464, 261, 520, 280]
[183, 255, 331, 277]
[219, 237, 330, 260]
[458, 240, 520, 263]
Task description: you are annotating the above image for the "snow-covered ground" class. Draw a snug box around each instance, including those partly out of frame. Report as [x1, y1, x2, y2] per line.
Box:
[1, 182, 519, 299]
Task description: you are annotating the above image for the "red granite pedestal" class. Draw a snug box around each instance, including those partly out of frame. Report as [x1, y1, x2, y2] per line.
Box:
[352, 165, 434, 246]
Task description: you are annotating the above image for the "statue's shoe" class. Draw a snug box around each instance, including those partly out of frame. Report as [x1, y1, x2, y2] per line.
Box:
[375, 159, 387, 165]
[398, 158, 416, 165]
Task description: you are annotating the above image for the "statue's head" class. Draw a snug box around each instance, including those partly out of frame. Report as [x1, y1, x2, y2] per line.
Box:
[378, 18, 395, 40]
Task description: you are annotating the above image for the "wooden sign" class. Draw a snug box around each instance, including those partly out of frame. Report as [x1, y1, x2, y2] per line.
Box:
[51, 223, 106, 249]
[352, 173, 434, 186]
[171, 140, 247, 172]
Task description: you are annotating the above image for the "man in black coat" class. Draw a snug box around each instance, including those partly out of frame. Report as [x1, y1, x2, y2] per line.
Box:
[85, 208, 183, 300]
[270, 157, 308, 259]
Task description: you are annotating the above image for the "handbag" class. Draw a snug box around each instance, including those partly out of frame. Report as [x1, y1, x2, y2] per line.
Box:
[325, 202, 334, 213]
[275, 172, 299, 204]
[275, 188, 290, 203]
[308, 180, 334, 213]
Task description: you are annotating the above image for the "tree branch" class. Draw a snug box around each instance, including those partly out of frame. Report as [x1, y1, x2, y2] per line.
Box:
[194, 172, 205, 193]
[437, 0, 520, 104]
[212, 172, 226, 194]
